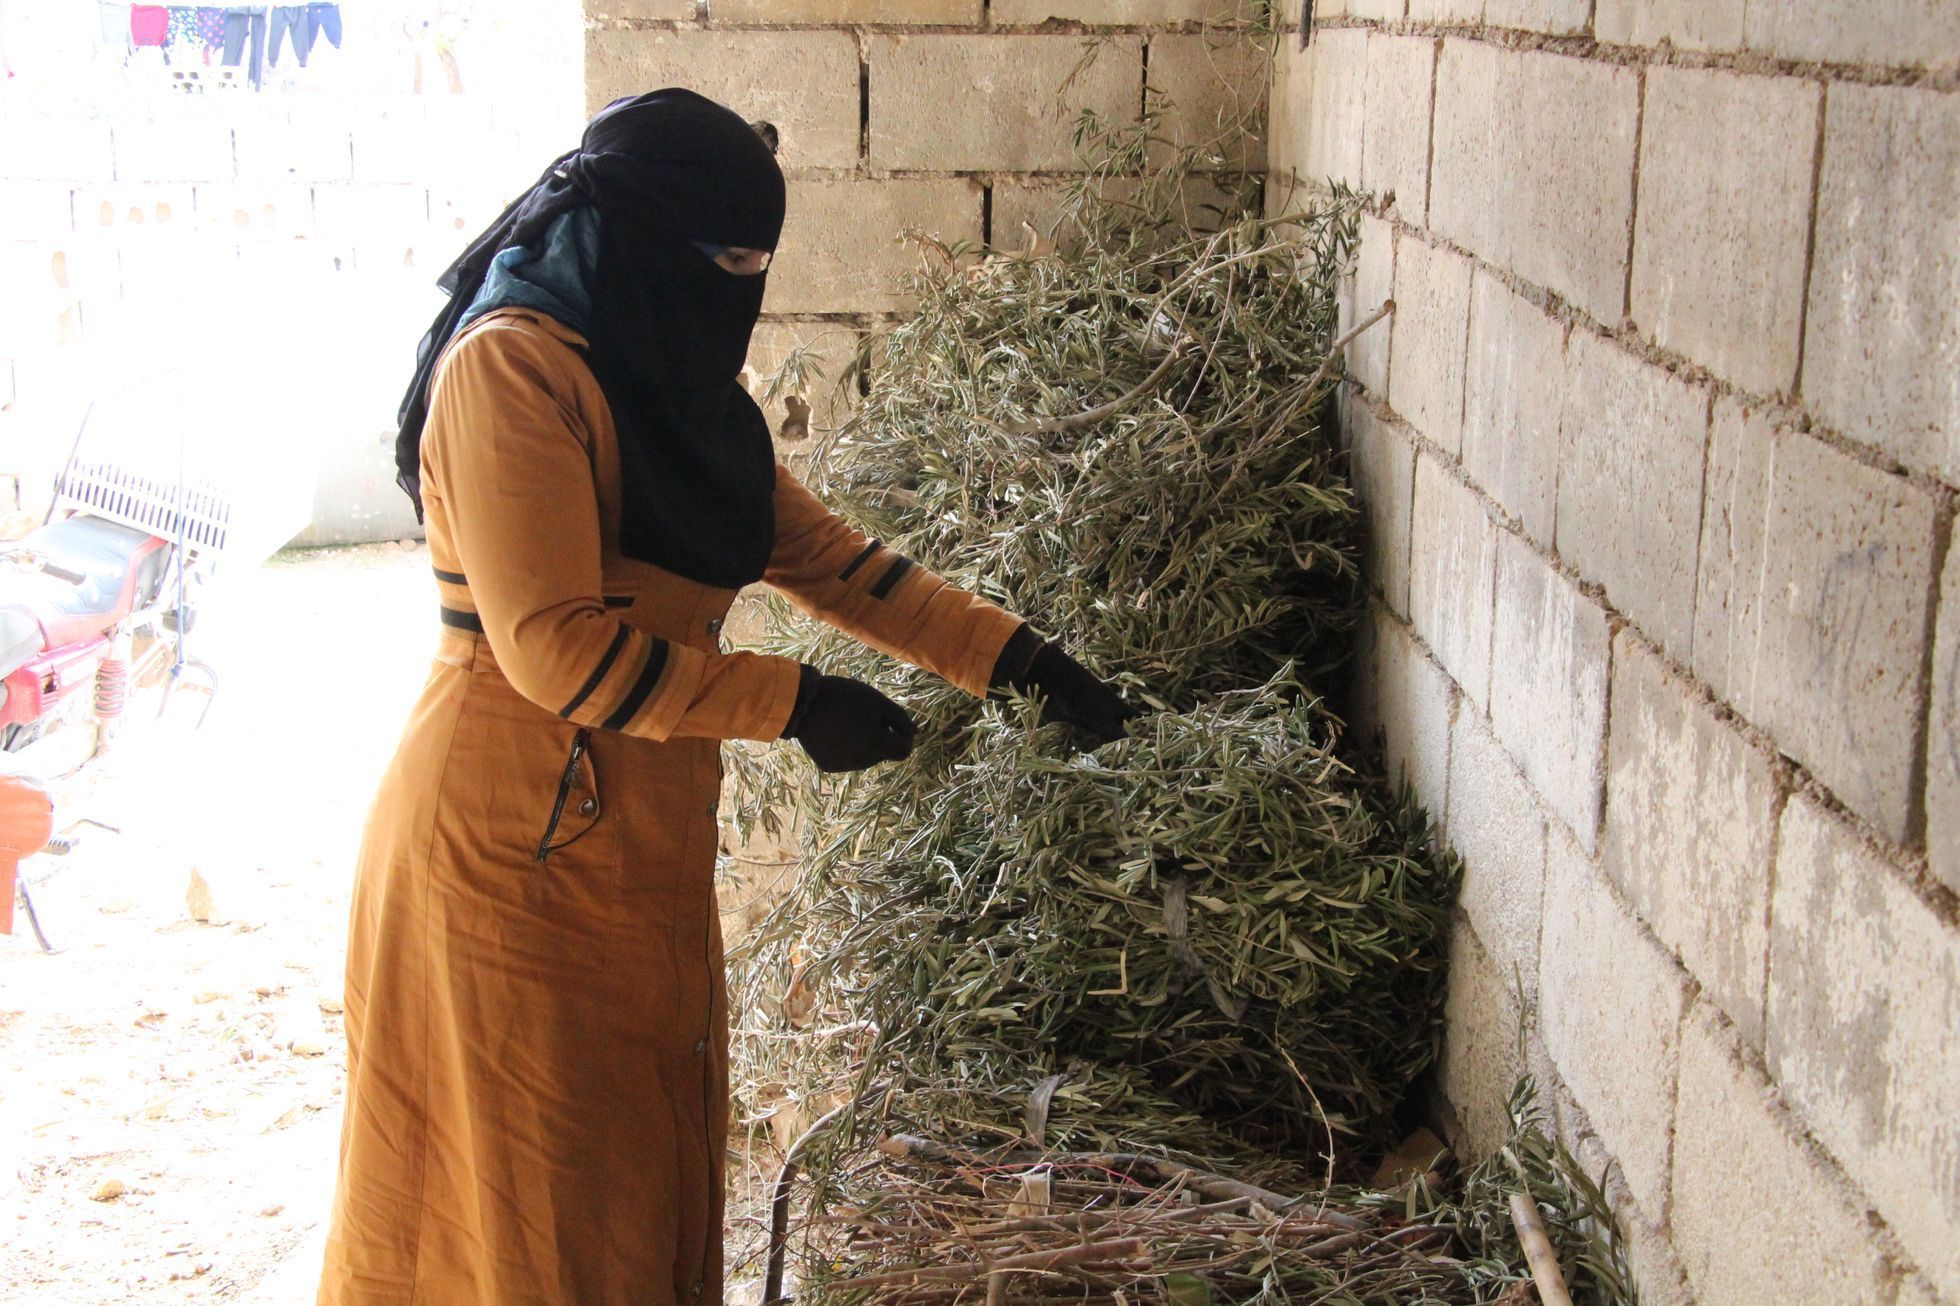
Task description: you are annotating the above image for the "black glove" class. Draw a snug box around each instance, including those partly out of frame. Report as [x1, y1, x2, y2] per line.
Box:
[780, 665, 917, 773]
[990, 625, 1136, 746]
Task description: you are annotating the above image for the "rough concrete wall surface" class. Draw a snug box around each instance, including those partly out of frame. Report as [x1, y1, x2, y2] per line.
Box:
[1274, 5, 1958, 1302]
[583, 0, 1269, 457]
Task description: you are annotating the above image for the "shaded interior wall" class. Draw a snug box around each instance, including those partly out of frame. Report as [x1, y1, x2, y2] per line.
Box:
[1268, 4, 1958, 1303]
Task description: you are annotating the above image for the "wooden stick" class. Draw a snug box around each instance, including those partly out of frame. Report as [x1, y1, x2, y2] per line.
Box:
[1508, 1192, 1575, 1306]
[823, 1237, 1150, 1290]
[1301, 297, 1395, 397]
[1005, 342, 1187, 436]
[764, 1094, 863, 1305]
[876, 1135, 1369, 1231]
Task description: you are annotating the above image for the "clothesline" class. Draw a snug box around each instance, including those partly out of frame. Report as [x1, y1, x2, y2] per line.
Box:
[116, 4, 347, 91]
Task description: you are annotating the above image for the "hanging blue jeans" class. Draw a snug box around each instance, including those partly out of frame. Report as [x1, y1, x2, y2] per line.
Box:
[304, 3, 341, 54]
[266, 4, 304, 65]
[220, 6, 265, 88]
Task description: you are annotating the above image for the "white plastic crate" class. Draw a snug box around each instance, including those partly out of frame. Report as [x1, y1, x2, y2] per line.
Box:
[49, 369, 312, 571]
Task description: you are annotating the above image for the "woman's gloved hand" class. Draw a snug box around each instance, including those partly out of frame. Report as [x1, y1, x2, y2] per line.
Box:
[781, 665, 917, 773]
[990, 625, 1136, 746]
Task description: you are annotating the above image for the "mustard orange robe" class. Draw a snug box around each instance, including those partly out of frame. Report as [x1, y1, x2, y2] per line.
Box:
[317, 307, 1021, 1305]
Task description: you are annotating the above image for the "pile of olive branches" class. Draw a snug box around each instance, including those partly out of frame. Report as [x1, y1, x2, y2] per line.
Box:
[721, 111, 1539, 1297]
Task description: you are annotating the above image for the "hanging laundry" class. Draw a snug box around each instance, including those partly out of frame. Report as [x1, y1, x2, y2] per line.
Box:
[130, 4, 167, 46]
[164, 5, 197, 58]
[194, 6, 223, 52]
[219, 5, 264, 88]
[266, 4, 302, 65]
[303, 2, 339, 55]
[99, 2, 133, 47]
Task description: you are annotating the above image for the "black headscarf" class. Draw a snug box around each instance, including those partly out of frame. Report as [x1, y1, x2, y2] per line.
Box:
[396, 88, 785, 589]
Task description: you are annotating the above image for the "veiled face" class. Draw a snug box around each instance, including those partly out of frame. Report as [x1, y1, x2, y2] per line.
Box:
[693, 244, 772, 276]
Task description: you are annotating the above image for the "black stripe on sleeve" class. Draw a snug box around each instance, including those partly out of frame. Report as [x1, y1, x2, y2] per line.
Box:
[600, 640, 671, 732]
[838, 539, 882, 581]
[439, 606, 484, 633]
[432, 567, 467, 585]
[869, 555, 916, 600]
[559, 625, 631, 719]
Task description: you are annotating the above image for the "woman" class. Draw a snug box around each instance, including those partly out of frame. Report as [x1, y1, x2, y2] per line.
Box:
[318, 89, 1128, 1304]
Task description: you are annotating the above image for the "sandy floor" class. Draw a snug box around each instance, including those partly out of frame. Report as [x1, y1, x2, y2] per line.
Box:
[0, 543, 436, 1304]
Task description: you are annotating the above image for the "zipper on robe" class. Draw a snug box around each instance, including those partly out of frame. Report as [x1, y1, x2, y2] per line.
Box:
[536, 728, 592, 862]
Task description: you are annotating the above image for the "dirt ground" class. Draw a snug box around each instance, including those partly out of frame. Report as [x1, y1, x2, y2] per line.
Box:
[0, 543, 436, 1304]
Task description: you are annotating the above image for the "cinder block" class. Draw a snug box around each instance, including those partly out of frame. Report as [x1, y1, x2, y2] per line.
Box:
[111, 118, 235, 183]
[1744, 0, 1960, 71]
[1409, 453, 1496, 708]
[1489, 533, 1609, 850]
[991, 0, 1258, 21]
[117, 237, 218, 299]
[589, 0, 696, 16]
[72, 185, 199, 235]
[0, 183, 75, 239]
[744, 321, 863, 442]
[585, 29, 860, 172]
[1440, 923, 1525, 1160]
[1344, 397, 1415, 616]
[712, 0, 978, 18]
[1345, 0, 1405, 17]
[1336, 212, 1394, 395]
[1408, 0, 1481, 22]
[1430, 43, 1638, 324]
[1604, 632, 1774, 1046]
[1615, 1194, 1697, 1306]
[1349, 604, 1455, 818]
[0, 113, 117, 181]
[1267, 28, 1365, 190]
[1361, 32, 1434, 223]
[234, 117, 353, 183]
[1388, 235, 1471, 454]
[1556, 329, 1707, 659]
[1802, 84, 1960, 483]
[1445, 706, 1548, 980]
[37, 236, 120, 298]
[313, 186, 430, 241]
[1461, 270, 1562, 546]
[768, 178, 982, 315]
[1482, 0, 1588, 35]
[348, 107, 455, 187]
[868, 35, 1141, 172]
[0, 244, 74, 355]
[1768, 796, 1960, 1296]
[1672, 1003, 1894, 1306]
[1930, 551, 1960, 896]
[1691, 401, 1937, 843]
[1145, 33, 1266, 171]
[1630, 68, 1817, 396]
[192, 183, 318, 238]
[1595, 0, 1745, 52]
[1539, 830, 1689, 1218]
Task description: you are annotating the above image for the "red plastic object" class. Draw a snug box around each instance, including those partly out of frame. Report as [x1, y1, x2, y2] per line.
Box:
[0, 636, 110, 728]
[0, 773, 55, 935]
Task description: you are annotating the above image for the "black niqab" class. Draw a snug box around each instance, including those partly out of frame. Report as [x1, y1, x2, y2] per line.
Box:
[396, 88, 785, 590]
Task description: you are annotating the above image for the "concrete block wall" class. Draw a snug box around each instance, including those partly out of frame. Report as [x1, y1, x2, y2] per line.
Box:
[1278, 7, 1957, 1302]
[582, 0, 1268, 445]
[0, 94, 583, 545]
